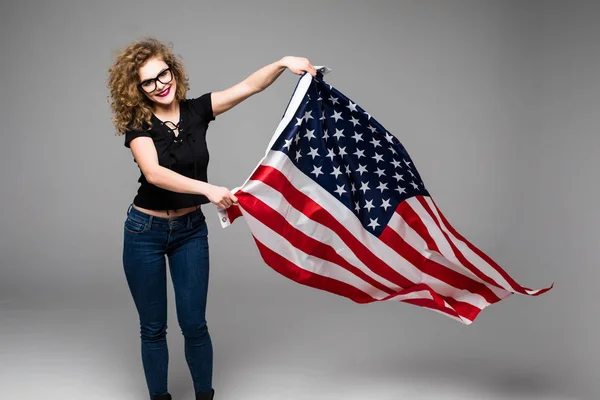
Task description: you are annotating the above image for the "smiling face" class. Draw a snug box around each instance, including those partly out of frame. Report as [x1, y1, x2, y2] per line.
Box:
[138, 57, 177, 107]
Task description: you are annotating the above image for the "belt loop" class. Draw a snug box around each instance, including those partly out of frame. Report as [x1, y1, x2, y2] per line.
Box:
[148, 215, 153, 229]
[127, 203, 133, 215]
[187, 213, 192, 229]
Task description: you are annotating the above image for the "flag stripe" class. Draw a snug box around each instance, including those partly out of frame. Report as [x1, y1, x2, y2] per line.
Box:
[405, 197, 508, 290]
[383, 284, 478, 323]
[253, 236, 377, 303]
[241, 172, 494, 316]
[238, 190, 396, 297]
[402, 298, 468, 323]
[254, 151, 487, 291]
[379, 223, 500, 307]
[426, 197, 553, 296]
[244, 151, 505, 310]
[382, 211, 503, 305]
[243, 179, 494, 319]
[240, 181, 403, 292]
[247, 163, 416, 289]
[249, 205, 475, 323]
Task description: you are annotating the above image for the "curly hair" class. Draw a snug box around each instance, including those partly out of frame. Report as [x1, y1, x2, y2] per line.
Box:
[106, 36, 190, 136]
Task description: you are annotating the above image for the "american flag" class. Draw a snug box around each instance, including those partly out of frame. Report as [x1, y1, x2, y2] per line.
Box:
[218, 66, 553, 325]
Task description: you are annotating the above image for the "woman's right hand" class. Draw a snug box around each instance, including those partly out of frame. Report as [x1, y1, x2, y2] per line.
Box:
[206, 184, 239, 209]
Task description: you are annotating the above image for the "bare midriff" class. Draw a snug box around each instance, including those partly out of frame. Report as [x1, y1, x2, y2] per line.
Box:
[132, 203, 201, 218]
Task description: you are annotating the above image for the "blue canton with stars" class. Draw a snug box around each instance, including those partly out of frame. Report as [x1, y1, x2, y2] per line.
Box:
[270, 71, 429, 236]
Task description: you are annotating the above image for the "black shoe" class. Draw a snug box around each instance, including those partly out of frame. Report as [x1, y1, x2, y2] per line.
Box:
[152, 393, 172, 400]
[195, 388, 215, 400]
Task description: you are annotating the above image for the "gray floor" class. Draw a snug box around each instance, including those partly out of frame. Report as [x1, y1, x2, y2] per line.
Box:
[0, 284, 581, 400]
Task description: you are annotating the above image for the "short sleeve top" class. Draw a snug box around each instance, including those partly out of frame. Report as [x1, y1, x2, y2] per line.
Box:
[124, 92, 215, 212]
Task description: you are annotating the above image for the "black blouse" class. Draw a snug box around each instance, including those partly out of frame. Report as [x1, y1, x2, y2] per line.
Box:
[124, 92, 215, 214]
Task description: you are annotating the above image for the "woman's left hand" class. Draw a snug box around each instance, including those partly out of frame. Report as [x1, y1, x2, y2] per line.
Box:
[281, 56, 317, 77]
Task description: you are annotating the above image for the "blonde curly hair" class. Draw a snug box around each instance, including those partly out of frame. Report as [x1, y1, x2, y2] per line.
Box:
[106, 36, 190, 136]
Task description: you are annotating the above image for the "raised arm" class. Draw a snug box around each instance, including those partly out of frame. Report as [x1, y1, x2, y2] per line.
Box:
[210, 56, 317, 117]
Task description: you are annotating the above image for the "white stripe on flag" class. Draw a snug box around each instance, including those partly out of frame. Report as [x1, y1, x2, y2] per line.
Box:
[242, 209, 389, 300]
[243, 179, 402, 292]
[408, 196, 515, 292]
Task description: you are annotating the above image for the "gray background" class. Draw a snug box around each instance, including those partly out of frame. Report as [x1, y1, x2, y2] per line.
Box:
[0, 0, 597, 399]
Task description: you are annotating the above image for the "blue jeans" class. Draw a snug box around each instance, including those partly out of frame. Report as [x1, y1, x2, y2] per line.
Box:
[122, 203, 213, 398]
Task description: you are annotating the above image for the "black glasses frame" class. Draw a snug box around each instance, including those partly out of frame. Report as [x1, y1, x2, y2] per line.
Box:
[138, 67, 173, 94]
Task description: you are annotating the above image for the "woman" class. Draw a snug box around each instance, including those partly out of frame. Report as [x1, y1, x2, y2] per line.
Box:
[107, 37, 316, 400]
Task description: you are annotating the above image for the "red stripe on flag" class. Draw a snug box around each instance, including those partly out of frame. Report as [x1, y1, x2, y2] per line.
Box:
[238, 191, 396, 295]
[225, 203, 243, 224]
[379, 221, 502, 304]
[401, 298, 465, 321]
[246, 165, 415, 289]
[428, 198, 554, 296]
[382, 282, 483, 322]
[253, 237, 376, 304]
[398, 199, 505, 290]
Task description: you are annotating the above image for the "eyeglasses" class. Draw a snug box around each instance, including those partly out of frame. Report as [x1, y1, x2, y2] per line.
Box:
[138, 68, 173, 94]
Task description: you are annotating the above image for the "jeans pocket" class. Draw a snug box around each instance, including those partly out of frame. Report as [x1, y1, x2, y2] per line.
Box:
[124, 217, 149, 234]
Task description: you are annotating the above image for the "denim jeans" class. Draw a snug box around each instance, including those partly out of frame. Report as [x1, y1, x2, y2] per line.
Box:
[122, 203, 213, 398]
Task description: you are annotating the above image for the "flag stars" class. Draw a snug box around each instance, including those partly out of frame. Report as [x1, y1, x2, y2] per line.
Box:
[381, 198, 391, 211]
[376, 181, 388, 193]
[354, 148, 365, 159]
[368, 218, 380, 229]
[351, 131, 363, 143]
[303, 110, 314, 122]
[359, 181, 370, 194]
[333, 128, 345, 140]
[334, 184, 346, 196]
[331, 110, 343, 122]
[304, 129, 316, 141]
[283, 138, 292, 150]
[365, 112, 372, 120]
[331, 166, 343, 179]
[347, 101, 358, 112]
[280, 80, 428, 223]
[311, 165, 323, 177]
[326, 148, 336, 161]
[308, 147, 320, 159]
